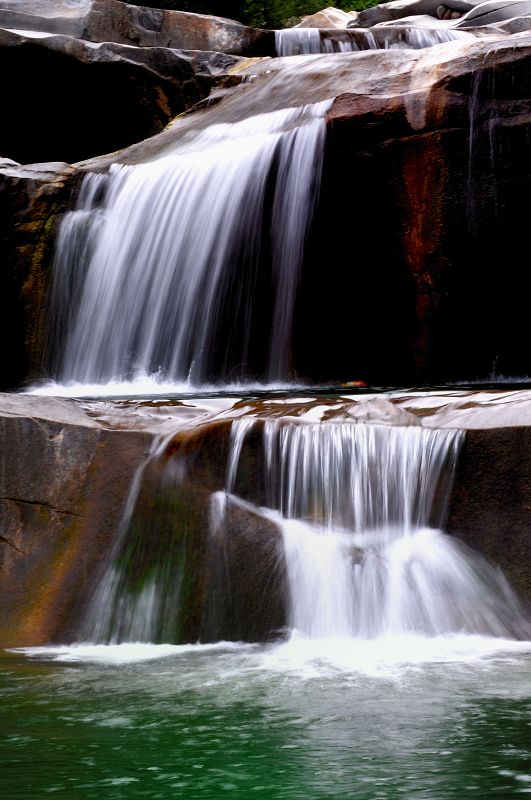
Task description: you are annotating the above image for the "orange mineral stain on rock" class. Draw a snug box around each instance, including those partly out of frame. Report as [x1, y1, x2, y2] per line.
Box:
[400, 131, 448, 371]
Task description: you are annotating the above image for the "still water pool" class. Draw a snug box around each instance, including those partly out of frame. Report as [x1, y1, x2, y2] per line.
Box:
[2, 637, 531, 800]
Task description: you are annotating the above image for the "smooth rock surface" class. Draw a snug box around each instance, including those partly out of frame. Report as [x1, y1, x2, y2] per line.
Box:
[296, 6, 358, 28]
[0, 0, 273, 54]
[0, 161, 77, 390]
[0, 401, 151, 646]
[0, 26, 241, 164]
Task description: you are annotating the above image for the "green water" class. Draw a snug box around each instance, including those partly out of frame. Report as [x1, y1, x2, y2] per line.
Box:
[1, 643, 531, 800]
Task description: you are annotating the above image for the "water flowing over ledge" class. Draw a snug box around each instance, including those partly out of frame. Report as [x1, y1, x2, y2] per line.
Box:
[275, 25, 471, 56]
[47, 101, 330, 387]
[75, 416, 531, 649]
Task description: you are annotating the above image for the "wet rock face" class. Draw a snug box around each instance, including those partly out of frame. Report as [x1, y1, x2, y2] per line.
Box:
[0, 398, 152, 646]
[295, 40, 531, 384]
[0, 161, 77, 390]
[447, 427, 531, 604]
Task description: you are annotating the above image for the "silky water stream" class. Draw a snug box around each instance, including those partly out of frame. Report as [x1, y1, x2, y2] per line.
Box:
[4, 418, 531, 799]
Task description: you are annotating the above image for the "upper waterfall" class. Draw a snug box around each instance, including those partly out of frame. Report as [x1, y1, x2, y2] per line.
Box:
[47, 101, 330, 386]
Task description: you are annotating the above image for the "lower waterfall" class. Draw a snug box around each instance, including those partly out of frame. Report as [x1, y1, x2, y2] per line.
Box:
[79, 417, 531, 645]
[230, 420, 530, 641]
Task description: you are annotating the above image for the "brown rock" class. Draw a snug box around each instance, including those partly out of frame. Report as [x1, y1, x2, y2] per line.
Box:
[0, 396, 152, 646]
[0, 0, 274, 54]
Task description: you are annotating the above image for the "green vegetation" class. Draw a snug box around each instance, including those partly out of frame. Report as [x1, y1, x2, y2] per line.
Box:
[124, 1, 382, 27]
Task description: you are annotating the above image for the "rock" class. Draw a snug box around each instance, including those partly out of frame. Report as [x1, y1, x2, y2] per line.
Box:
[0, 0, 274, 55]
[492, 12, 531, 31]
[0, 161, 77, 390]
[0, 395, 152, 646]
[352, 0, 489, 27]
[294, 37, 531, 384]
[296, 6, 355, 28]
[447, 426, 531, 603]
[203, 496, 287, 642]
[457, 0, 531, 27]
[0, 26, 243, 165]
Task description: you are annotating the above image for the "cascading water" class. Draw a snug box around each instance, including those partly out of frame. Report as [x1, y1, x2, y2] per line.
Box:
[47, 101, 330, 387]
[275, 26, 471, 56]
[81, 414, 531, 645]
[228, 419, 531, 641]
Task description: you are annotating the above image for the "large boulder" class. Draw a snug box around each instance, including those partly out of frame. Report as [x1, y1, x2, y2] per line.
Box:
[0, 0, 274, 54]
[295, 6, 358, 28]
[0, 26, 242, 165]
[0, 394, 152, 646]
[457, 0, 531, 27]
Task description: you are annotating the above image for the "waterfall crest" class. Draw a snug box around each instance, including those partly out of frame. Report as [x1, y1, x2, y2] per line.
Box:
[48, 101, 330, 386]
[275, 26, 471, 56]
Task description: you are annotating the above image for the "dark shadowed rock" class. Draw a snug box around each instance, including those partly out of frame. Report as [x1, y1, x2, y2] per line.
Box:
[0, 27, 242, 165]
[0, 161, 77, 390]
[447, 426, 531, 603]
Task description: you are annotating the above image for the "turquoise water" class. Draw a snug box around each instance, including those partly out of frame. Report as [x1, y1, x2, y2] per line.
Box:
[2, 639, 531, 799]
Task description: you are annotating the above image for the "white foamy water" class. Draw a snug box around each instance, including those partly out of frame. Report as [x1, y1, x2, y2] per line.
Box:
[47, 102, 330, 387]
[259, 632, 531, 679]
[12, 635, 531, 679]
[226, 419, 531, 641]
[275, 26, 471, 56]
[27, 376, 303, 398]
[12, 641, 251, 665]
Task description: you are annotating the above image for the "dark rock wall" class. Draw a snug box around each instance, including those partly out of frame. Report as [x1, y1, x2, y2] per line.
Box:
[297, 57, 531, 385]
[0, 163, 78, 390]
[0, 37, 214, 165]
[448, 426, 531, 604]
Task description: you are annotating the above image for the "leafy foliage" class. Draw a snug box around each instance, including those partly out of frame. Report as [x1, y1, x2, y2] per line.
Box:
[124, 1, 382, 27]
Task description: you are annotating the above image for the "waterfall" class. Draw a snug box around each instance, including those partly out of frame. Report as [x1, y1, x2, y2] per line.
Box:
[275, 28, 323, 56]
[275, 26, 471, 57]
[230, 419, 531, 640]
[47, 101, 330, 387]
[81, 415, 531, 645]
